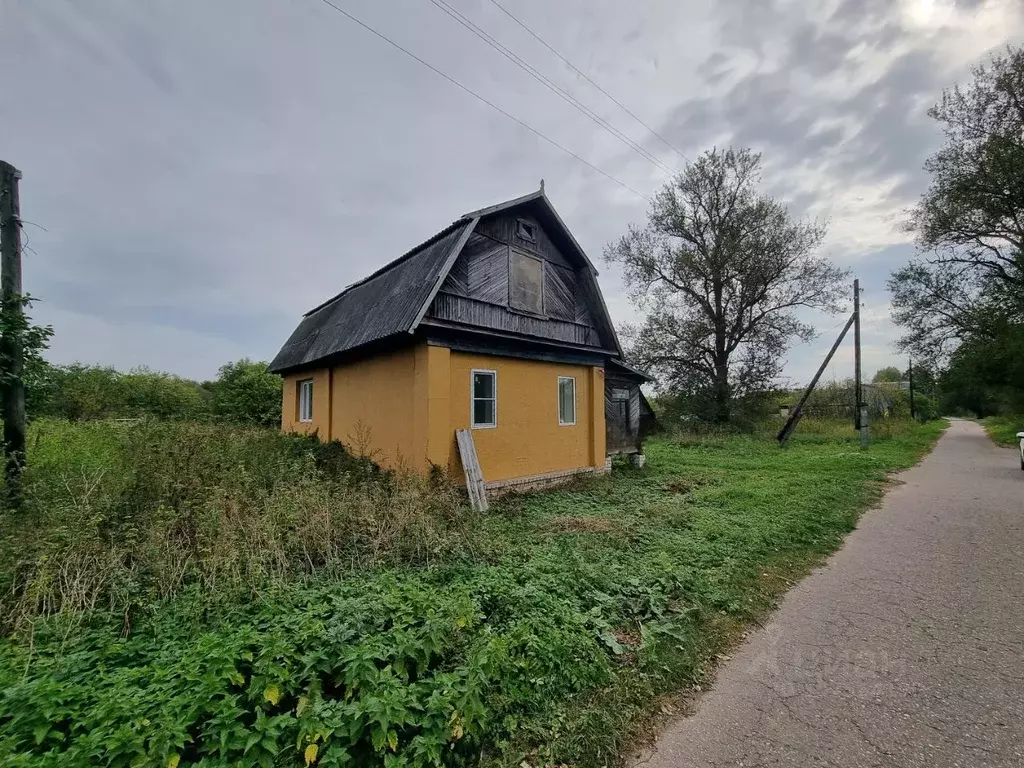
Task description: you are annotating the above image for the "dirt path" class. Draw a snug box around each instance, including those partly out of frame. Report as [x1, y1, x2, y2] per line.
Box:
[635, 419, 1024, 767]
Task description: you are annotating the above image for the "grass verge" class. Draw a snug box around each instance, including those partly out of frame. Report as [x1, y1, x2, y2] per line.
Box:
[0, 419, 945, 767]
[980, 414, 1022, 447]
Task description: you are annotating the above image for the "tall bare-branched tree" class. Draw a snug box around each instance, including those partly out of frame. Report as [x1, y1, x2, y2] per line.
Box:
[605, 148, 848, 422]
[890, 45, 1024, 364]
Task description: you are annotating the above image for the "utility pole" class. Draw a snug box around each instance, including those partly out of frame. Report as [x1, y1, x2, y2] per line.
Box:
[0, 161, 26, 504]
[908, 357, 916, 422]
[853, 279, 867, 448]
[777, 314, 855, 445]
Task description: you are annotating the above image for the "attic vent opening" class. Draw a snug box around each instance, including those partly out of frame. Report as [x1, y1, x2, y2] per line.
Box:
[516, 219, 536, 242]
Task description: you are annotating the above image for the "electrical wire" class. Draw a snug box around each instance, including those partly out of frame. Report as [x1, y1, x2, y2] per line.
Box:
[486, 0, 690, 163]
[312, 0, 652, 202]
[424, 0, 675, 176]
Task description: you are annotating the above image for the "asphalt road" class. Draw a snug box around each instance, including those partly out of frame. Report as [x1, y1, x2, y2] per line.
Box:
[635, 419, 1024, 768]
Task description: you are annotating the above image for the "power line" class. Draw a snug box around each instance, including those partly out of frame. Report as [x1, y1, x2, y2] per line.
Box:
[424, 0, 675, 176]
[486, 0, 689, 164]
[312, 0, 651, 202]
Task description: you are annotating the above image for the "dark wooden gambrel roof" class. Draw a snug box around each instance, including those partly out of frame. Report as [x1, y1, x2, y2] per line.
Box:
[269, 190, 623, 374]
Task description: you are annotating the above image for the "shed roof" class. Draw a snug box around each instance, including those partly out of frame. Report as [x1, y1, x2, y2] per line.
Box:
[269, 191, 617, 374]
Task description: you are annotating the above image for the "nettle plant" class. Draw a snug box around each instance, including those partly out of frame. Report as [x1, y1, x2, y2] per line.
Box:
[0, 567, 613, 768]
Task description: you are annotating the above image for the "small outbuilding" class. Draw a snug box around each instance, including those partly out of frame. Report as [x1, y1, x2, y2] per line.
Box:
[269, 189, 652, 490]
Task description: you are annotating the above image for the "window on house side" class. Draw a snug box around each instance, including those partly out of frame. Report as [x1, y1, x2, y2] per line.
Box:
[472, 370, 497, 428]
[298, 379, 314, 422]
[558, 376, 576, 425]
[509, 250, 544, 315]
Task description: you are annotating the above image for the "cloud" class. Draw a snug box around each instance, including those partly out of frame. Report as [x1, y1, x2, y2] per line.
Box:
[1, 0, 1021, 384]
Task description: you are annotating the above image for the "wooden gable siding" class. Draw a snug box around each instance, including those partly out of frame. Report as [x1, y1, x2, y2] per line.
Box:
[476, 212, 574, 270]
[432, 212, 603, 347]
[430, 293, 600, 346]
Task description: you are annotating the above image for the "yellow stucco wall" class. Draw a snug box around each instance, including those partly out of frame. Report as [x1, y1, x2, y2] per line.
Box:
[282, 343, 606, 482]
[282, 368, 332, 437]
[445, 351, 604, 483]
[282, 347, 420, 470]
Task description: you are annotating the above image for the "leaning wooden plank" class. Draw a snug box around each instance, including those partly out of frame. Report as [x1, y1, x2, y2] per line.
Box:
[455, 429, 489, 512]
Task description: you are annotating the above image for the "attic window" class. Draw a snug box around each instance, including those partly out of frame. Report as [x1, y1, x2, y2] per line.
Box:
[516, 219, 536, 242]
[509, 249, 544, 315]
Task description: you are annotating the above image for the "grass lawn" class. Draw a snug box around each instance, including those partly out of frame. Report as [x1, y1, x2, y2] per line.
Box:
[980, 414, 1023, 447]
[0, 418, 945, 767]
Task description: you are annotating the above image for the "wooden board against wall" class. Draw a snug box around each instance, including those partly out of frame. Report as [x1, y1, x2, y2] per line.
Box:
[455, 429, 489, 511]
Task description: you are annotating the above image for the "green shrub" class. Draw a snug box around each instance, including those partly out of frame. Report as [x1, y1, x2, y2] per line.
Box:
[30, 365, 212, 421]
[210, 359, 283, 428]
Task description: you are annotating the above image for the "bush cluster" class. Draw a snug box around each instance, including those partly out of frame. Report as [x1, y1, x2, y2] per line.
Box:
[27, 359, 283, 427]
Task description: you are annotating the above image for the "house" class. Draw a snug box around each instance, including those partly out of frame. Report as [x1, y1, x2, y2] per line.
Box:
[268, 188, 653, 490]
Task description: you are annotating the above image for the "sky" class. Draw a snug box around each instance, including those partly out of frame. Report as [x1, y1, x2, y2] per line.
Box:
[2, 0, 1022, 385]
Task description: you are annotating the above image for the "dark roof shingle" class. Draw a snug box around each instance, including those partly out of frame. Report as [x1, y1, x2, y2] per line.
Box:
[269, 220, 473, 373]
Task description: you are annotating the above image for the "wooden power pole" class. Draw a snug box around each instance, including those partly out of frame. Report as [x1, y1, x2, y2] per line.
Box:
[853, 279, 867, 448]
[0, 161, 26, 503]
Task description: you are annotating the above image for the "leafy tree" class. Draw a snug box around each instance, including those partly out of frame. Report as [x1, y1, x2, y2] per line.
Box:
[872, 366, 903, 383]
[605, 147, 848, 422]
[890, 45, 1024, 364]
[938, 322, 1024, 416]
[212, 359, 282, 427]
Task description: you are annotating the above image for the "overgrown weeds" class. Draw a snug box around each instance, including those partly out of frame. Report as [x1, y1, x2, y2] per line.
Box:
[1, 420, 467, 634]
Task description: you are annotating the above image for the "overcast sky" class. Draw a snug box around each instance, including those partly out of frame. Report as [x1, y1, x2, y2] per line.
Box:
[2, 0, 1022, 384]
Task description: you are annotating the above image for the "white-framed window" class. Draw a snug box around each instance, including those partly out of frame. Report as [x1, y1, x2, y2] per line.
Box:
[558, 376, 576, 426]
[471, 369, 497, 428]
[298, 378, 314, 423]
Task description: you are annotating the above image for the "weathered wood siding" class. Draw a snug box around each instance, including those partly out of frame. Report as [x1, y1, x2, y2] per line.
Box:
[431, 213, 605, 347]
[605, 378, 641, 454]
[431, 293, 600, 346]
[476, 212, 574, 270]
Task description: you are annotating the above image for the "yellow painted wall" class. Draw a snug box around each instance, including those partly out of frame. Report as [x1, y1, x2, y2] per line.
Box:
[445, 351, 604, 483]
[282, 347, 420, 470]
[282, 368, 332, 438]
[329, 347, 420, 469]
[282, 344, 606, 482]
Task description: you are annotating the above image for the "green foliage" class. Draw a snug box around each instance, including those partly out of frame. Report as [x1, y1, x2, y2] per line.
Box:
[0, 420, 462, 631]
[211, 359, 283, 428]
[938, 323, 1024, 417]
[30, 364, 213, 421]
[890, 45, 1024, 416]
[27, 359, 283, 427]
[0, 294, 53, 389]
[981, 414, 1023, 447]
[872, 366, 902, 383]
[0, 419, 945, 767]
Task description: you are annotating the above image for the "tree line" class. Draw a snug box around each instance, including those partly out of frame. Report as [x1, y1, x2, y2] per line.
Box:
[889, 45, 1024, 418]
[25, 358, 282, 427]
